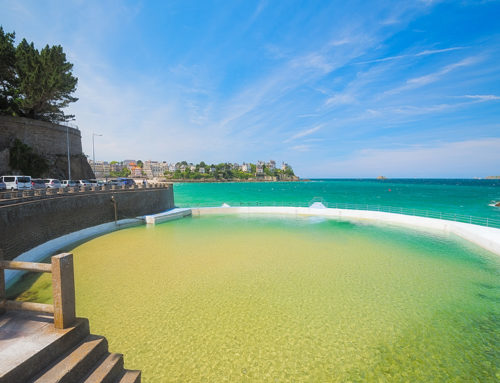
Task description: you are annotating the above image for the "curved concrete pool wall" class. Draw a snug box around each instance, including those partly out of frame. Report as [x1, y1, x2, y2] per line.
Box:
[4, 218, 144, 289]
[7, 205, 499, 289]
[192, 206, 500, 257]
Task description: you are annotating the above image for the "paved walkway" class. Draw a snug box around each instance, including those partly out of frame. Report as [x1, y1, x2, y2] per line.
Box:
[0, 311, 67, 379]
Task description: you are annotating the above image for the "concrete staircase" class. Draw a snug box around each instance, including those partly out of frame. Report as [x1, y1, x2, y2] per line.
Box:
[0, 314, 140, 383]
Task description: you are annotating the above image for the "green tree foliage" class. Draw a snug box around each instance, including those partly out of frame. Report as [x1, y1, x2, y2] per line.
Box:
[110, 167, 131, 178]
[164, 161, 296, 181]
[0, 27, 78, 122]
[137, 160, 144, 168]
[9, 138, 49, 176]
[0, 27, 17, 114]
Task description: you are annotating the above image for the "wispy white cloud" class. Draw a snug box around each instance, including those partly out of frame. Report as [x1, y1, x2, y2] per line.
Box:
[462, 94, 500, 101]
[356, 55, 407, 65]
[290, 53, 334, 73]
[407, 58, 470, 85]
[416, 47, 465, 56]
[325, 93, 356, 106]
[328, 38, 352, 47]
[386, 56, 481, 94]
[297, 113, 321, 118]
[418, 0, 444, 6]
[356, 46, 465, 65]
[284, 125, 323, 143]
[290, 144, 311, 152]
[356, 95, 499, 120]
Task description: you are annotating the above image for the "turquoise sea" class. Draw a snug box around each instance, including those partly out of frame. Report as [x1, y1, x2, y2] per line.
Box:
[174, 179, 500, 223]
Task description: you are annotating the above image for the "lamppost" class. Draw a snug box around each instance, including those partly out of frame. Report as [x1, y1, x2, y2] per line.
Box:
[92, 133, 102, 177]
[66, 127, 71, 180]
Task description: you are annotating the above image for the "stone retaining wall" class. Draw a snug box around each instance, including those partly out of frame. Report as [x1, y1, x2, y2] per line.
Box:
[0, 115, 93, 179]
[0, 186, 174, 260]
[0, 115, 82, 156]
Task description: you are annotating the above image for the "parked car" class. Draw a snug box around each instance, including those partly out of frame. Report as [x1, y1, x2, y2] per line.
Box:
[43, 179, 62, 189]
[31, 179, 47, 189]
[117, 178, 136, 186]
[88, 179, 100, 186]
[0, 175, 32, 190]
[61, 180, 78, 188]
[76, 180, 92, 187]
[0, 181, 6, 191]
[107, 178, 125, 186]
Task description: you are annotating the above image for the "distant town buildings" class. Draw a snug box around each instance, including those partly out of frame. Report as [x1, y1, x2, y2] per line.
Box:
[88, 159, 295, 180]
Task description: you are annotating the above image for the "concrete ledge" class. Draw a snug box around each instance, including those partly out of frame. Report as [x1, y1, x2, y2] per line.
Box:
[192, 206, 500, 256]
[144, 208, 192, 225]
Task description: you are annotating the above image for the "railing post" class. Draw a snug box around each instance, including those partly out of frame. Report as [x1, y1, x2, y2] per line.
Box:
[52, 253, 76, 329]
[0, 249, 5, 316]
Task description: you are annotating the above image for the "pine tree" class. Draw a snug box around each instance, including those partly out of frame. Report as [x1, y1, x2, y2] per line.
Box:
[0, 27, 78, 123]
[0, 27, 17, 114]
[15, 40, 78, 122]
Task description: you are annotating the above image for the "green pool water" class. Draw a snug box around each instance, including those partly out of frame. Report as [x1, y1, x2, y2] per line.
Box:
[18, 215, 500, 382]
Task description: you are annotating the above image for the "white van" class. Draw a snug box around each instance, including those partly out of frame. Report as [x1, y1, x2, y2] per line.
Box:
[61, 180, 78, 188]
[0, 175, 32, 190]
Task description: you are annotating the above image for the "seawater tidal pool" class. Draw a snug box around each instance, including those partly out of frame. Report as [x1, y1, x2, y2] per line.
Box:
[18, 214, 500, 382]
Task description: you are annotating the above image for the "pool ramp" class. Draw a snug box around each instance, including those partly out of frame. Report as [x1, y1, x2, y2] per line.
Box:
[144, 208, 192, 224]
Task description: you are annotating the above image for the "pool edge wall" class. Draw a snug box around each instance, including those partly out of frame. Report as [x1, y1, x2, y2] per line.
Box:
[192, 206, 500, 257]
[6, 204, 499, 288]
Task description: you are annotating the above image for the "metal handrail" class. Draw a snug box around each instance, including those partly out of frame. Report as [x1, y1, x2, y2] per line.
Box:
[182, 200, 500, 229]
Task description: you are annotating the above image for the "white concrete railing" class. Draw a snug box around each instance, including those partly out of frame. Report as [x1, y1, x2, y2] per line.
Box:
[191, 205, 500, 256]
[183, 199, 500, 229]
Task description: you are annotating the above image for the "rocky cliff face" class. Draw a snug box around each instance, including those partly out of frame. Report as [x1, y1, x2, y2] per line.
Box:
[46, 153, 94, 179]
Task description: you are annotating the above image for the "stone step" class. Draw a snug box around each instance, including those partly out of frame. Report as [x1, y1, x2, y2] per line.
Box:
[82, 353, 124, 383]
[0, 314, 90, 383]
[32, 335, 108, 383]
[117, 370, 141, 383]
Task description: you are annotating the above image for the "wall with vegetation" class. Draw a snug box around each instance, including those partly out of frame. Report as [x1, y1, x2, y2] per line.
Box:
[0, 115, 93, 178]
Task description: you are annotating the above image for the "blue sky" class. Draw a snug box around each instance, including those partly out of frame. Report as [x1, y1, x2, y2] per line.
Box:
[2, 0, 500, 177]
